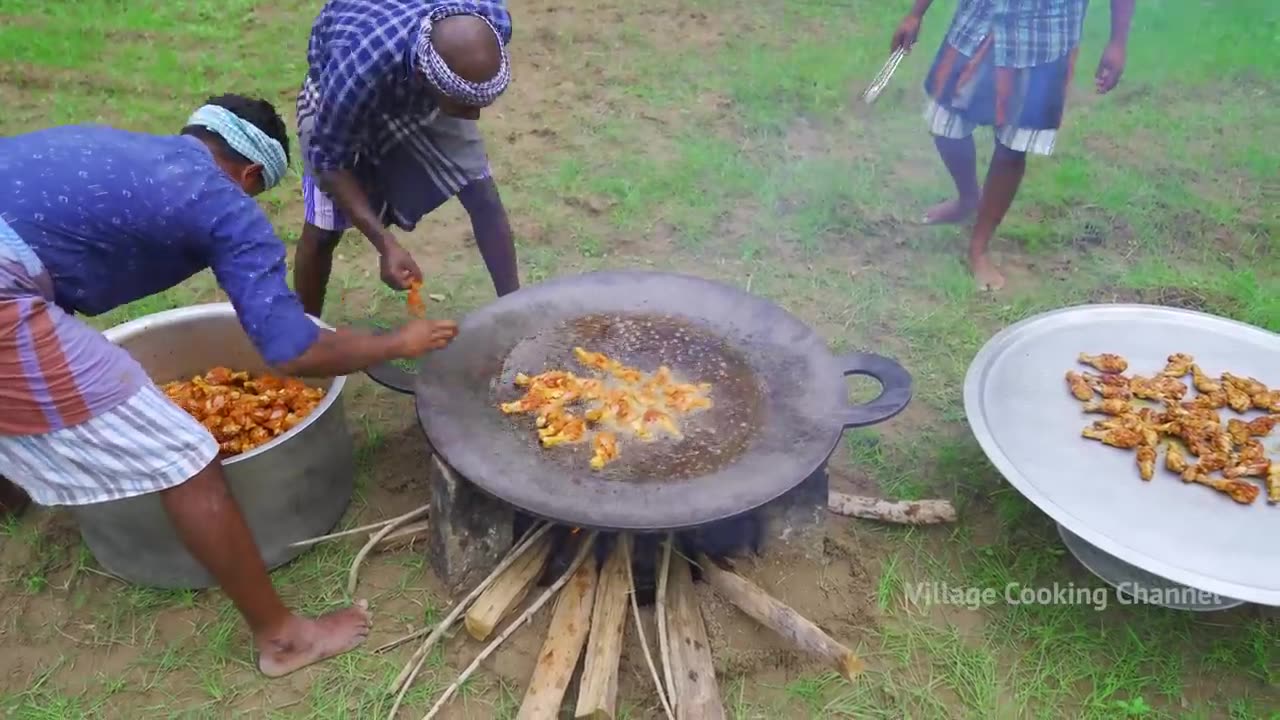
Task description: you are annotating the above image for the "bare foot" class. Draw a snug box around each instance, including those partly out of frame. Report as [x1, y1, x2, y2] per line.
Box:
[257, 600, 372, 678]
[971, 255, 1006, 291]
[922, 197, 979, 225]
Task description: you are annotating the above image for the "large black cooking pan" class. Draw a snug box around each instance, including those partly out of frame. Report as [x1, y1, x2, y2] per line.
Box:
[367, 271, 911, 531]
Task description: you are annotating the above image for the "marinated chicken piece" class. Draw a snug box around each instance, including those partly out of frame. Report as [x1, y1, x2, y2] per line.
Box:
[1065, 371, 1095, 401]
[1161, 353, 1194, 378]
[1222, 373, 1268, 398]
[589, 431, 619, 470]
[1078, 353, 1129, 374]
[1082, 398, 1131, 416]
[1189, 365, 1221, 394]
[1165, 442, 1189, 474]
[1081, 426, 1143, 449]
[1268, 464, 1280, 504]
[1223, 383, 1252, 414]
[162, 368, 323, 456]
[406, 279, 425, 317]
[1136, 446, 1156, 481]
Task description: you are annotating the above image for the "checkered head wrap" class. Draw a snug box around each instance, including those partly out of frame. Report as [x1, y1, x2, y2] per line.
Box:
[414, 6, 511, 108]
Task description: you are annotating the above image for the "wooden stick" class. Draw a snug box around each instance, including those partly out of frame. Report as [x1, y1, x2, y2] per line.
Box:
[515, 546, 599, 720]
[373, 520, 431, 552]
[289, 505, 429, 548]
[465, 530, 554, 641]
[373, 625, 431, 655]
[698, 555, 865, 682]
[349, 505, 431, 595]
[628, 541, 675, 720]
[827, 491, 956, 525]
[656, 534, 676, 714]
[667, 552, 725, 720]
[421, 532, 599, 720]
[575, 535, 631, 720]
[387, 523, 551, 720]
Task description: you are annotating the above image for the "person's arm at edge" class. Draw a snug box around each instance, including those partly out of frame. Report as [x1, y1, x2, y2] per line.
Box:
[457, 176, 519, 297]
[892, 0, 937, 52]
[205, 191, 454, 378]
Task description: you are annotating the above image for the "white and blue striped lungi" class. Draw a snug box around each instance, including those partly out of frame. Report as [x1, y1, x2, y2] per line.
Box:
[0, 384, 218, 506]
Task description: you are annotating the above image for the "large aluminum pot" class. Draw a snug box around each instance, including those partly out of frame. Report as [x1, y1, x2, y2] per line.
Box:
[67, 303, 355, 588]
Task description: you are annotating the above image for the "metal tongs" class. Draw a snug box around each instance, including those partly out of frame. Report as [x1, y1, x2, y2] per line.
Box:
[861, 46, 907, 105]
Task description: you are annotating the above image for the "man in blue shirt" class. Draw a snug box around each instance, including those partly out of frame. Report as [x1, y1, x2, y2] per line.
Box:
[0, 94, 457, 677]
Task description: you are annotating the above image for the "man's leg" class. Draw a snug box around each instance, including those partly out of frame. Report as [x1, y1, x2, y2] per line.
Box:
[0, 475, 30, 519]
[968, 143, 1027, 291]
[160, 460, 370, 677]
[924, 134, 982, 225]
[293, 223, 344, 317]
[458, 177, 519, 297]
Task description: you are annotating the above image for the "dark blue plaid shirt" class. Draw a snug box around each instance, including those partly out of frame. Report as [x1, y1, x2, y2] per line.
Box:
[299, 0, 512, 174]
[946, 0, 1088, 68]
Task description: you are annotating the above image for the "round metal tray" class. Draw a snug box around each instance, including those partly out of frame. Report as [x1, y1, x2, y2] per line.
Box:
[1057, 524, 1243, 612]
[964, 304, 1280, 606]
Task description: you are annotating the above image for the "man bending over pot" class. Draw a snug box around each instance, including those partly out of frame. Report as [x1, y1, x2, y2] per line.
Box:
[0, 94, 456, 676]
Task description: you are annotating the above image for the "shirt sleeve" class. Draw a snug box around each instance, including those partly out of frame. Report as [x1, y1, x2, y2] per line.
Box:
[195, 184, 319, 367]
[308, 41, 389, 173]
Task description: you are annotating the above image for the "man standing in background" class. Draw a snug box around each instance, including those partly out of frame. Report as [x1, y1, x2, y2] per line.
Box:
[294, 0, 521, 318]
[892, 0, 1135, 290]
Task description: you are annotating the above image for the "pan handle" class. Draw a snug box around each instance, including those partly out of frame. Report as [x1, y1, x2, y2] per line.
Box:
[360, 326, 416, 395]
[836, 352, 913, 428]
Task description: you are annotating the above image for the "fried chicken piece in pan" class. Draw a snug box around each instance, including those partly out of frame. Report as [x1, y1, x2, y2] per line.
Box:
[1081, 426, 1143, 449]
[1165, 442, 1189, 474]
[1161, 353, 1194, 378]
[1082, 398, 1131, 416]
[1268, 464, 1280, 504]
[1136, 446, 1157, 481]
[1189, 365, 1221, 394]
[1079, 353, 1129, 374]
[1223, 382, 1253, 414]
[589, 431, 619, 470]
[1065, 371, 1095, 401]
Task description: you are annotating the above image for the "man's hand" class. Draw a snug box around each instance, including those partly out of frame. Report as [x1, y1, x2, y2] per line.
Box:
[379, 239, 423, 291]
[394, 319, 458, 356]
[1095, 41, 1127, 94]
[891, 14, 923, 53]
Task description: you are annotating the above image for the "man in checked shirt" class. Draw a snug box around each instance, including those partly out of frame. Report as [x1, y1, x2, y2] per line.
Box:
[892, 0, 1135, 290]
[294, 0, 520, 317]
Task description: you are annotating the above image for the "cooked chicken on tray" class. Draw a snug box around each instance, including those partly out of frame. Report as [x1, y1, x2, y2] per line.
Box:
[500, 346, 714, 470]
[1066, 353, 1279, 505]
[163, 367, 325, 456]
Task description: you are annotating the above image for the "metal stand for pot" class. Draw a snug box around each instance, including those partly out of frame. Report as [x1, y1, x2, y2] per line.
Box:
[1056, 524, 1244, 612]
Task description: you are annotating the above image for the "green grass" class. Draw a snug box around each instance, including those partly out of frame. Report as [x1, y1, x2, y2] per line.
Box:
[2, 0, 1279, 717]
